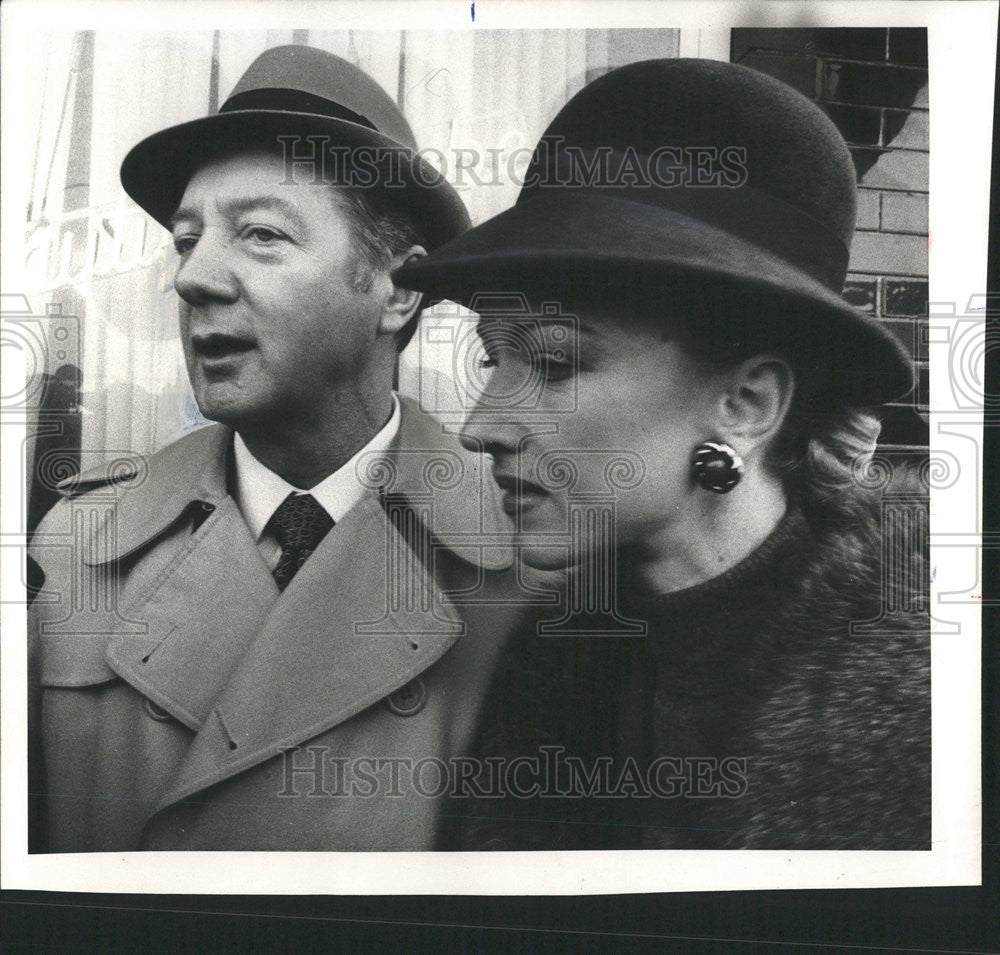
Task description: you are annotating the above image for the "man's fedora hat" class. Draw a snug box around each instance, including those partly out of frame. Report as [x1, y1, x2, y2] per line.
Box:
[393, 58, 913, 406]
[120, 45, 470, 250]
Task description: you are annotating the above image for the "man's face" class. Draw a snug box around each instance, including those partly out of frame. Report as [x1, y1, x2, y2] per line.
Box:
[170, 150, 383, 431]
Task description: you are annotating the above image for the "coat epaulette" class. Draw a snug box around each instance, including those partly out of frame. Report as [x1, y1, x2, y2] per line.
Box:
[55, 455, 147, 499]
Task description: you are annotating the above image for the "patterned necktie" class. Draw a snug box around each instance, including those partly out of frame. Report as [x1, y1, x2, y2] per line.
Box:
[269, 492, 334, 591]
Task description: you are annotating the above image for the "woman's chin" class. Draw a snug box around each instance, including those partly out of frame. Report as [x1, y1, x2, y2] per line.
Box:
[516, 542, 572, 571]
[515, 538, 607, 573]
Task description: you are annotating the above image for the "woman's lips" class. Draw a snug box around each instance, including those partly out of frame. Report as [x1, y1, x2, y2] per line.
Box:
[493, 472, 548, 515]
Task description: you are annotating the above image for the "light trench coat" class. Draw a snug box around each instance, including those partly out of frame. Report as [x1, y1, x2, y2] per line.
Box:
[28, 396, 526, 851]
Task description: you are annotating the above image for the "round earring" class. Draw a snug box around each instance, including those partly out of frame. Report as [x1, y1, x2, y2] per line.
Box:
[691, 441, 744, 494]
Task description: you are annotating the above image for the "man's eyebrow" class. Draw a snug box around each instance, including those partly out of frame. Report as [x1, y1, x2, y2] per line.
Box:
[168, 196, 307, 232]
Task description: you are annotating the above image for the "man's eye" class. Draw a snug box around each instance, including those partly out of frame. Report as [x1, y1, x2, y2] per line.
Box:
[172, 234, 198, 255]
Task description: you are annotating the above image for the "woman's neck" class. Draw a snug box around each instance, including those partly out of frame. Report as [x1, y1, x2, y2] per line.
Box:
[633, 474, 789, 596]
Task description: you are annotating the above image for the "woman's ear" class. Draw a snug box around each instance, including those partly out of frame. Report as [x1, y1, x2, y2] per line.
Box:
[377, 245, 426, 336]
[717, 354, 795, 446]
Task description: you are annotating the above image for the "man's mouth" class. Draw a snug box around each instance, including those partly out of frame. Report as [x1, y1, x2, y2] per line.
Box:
[191, 333, 255, 361]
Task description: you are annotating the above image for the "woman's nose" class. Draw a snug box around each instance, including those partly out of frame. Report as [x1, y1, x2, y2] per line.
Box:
[458, 400, 522, 457]
[173, 233, 238, 306]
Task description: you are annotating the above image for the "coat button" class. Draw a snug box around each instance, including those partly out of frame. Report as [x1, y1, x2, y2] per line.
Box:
[144, 698, 172, 722]
[385, 678, 427, 717]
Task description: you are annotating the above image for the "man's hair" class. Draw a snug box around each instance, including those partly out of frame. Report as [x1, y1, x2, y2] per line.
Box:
[330, 187, 427, 350]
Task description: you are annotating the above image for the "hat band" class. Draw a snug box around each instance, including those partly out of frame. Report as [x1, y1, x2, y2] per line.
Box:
[646, 183, 849, 292]
[220, 88, 378, 132]
[521, 149, 851, 292]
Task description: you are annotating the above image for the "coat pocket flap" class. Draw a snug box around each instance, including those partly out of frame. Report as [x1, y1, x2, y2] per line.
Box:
[37, 632, 122, 687]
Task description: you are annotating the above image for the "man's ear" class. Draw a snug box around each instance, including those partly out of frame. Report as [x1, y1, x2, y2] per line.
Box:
[377, 245, 426, 336]
[716, 354, 795, 448]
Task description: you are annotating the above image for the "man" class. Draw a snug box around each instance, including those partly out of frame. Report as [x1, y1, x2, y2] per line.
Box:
[28, 45, 520, 852]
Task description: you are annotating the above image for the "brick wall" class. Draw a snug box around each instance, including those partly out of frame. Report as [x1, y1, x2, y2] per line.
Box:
[731, 28, 929, 455]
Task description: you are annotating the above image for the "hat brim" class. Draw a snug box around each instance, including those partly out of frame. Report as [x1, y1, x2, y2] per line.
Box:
[120, 110, 470, 251]
[393, 191, 914, 407]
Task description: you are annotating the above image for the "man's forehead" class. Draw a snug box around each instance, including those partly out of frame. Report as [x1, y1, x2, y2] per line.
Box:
[168, 194, 308, 232]
[170, 150, 332, 225]
[185, 147, 290, 186]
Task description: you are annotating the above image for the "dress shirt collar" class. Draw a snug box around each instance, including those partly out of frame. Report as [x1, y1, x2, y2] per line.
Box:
[233, 393, 401, 540]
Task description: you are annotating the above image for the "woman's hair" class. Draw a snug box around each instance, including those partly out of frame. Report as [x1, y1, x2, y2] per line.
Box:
[661, 283, 885, 523]
[567, 278, 887, 523]
[763, 403, 882, 522]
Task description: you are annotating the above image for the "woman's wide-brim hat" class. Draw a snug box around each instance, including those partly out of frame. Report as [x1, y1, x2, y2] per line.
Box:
[393, 58, 913, 407]
[120, 45, 470, 251]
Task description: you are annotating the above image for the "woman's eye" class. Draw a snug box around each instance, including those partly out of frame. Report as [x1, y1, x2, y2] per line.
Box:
[534, 352, 574, 382]
[172, 234, 198, 255]
[477, 356, 498, 369]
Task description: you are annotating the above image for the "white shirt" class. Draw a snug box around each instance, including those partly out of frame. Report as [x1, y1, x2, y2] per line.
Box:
[233, 393, 402, 571]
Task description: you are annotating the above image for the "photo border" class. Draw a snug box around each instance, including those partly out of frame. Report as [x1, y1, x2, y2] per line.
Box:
[1, 0, 993, 896]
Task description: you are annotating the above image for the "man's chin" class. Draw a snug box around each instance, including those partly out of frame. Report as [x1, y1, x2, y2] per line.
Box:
[190, 382, 259, 431]
[192, 401, 245, 430]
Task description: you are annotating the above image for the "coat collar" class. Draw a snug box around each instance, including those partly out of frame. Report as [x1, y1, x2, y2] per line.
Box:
[378, 394, 512, 569]
[65, 395, 513, 571]
[138, 490, 468, 817]
[48, 396, 515, 832]
[64, 423, 231, 567]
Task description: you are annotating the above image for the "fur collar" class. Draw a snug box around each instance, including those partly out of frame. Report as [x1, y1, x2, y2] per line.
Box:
[443, 499, 930, 850]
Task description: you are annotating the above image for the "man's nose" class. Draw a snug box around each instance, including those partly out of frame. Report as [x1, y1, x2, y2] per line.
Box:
[172, 233, 238, 306]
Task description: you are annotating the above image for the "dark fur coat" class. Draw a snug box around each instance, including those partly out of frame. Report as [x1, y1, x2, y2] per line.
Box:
[439, 503, 931, 851]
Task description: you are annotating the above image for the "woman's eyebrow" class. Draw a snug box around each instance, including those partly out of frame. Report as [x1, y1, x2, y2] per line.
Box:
[475, 316, 602, 339]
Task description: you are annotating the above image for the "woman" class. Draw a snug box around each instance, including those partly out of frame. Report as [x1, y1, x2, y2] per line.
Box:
[394, 58, 930, 850]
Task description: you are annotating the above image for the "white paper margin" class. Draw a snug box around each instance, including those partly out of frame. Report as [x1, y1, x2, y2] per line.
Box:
[1, 0, 993, 895]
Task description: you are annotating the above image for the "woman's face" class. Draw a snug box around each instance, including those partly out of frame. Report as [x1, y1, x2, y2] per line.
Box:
[458, 309, 730, 569]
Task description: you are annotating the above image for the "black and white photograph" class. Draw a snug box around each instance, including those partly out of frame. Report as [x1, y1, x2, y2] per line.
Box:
[1, 0, 992, 902]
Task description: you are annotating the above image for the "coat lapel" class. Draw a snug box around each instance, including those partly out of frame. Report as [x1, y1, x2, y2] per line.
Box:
[65, 424, 279, 730]
[371, 395, 514, 571]
[151, 493, 463, 813]
[104, 496, 278, 730]
[124, 397, 512, 823]
[69, 423, 234, 566]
